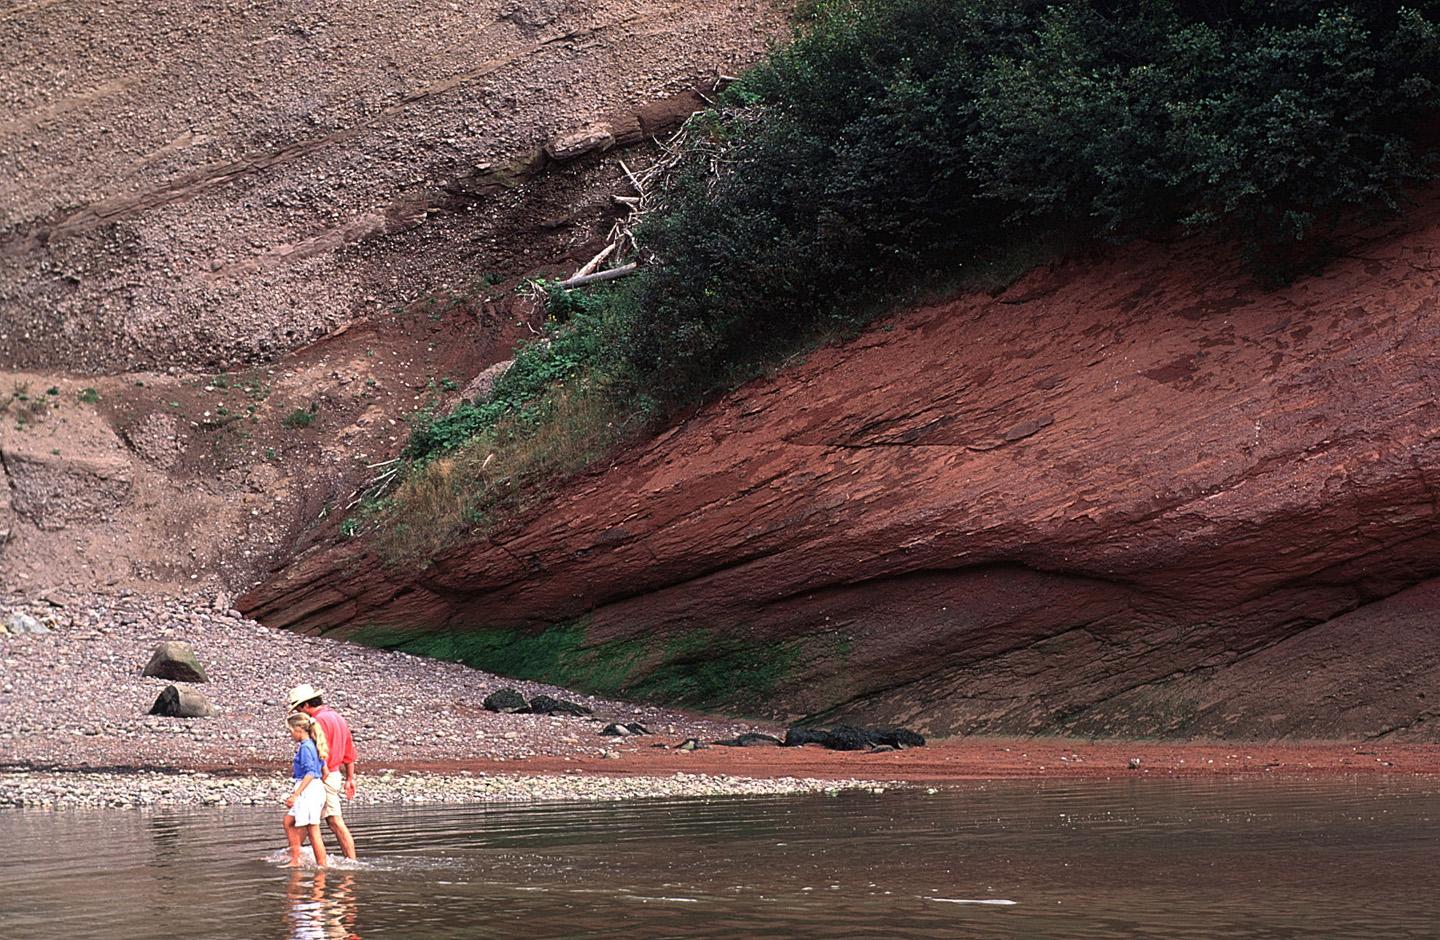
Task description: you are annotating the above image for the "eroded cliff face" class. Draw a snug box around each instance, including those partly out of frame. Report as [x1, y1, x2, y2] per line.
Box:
[243, 196, 1440, 740]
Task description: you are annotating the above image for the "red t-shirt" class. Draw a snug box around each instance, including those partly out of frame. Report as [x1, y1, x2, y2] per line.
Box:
[312, 705, 357, 773]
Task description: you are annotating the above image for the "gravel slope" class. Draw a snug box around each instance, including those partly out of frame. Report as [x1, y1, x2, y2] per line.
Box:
[0, 592, 771, 772]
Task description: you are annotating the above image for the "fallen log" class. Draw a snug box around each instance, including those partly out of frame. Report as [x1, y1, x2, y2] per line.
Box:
[557, 262, 638, 289]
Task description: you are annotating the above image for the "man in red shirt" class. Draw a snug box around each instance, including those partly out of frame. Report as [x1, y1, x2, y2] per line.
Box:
[288, 684, 358, 860]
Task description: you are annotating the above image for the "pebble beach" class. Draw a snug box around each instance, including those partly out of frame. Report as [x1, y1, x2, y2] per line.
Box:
[0, 592, 882, 809]
[0, 768, 881, 810]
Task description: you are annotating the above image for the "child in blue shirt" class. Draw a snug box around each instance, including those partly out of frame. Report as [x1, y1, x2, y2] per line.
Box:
[283, 714, 329, 867]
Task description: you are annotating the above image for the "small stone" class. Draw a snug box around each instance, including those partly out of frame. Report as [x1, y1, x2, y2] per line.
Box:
[1128, 757, 1142, 769]
[543, 123, 615, 161]
[3, 612, 48, 635]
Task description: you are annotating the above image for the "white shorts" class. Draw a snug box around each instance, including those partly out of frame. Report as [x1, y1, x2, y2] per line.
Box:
[287, 778, 326, 827]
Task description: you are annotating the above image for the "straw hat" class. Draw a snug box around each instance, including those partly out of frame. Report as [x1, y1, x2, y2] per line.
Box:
[287, 683, 324, 710]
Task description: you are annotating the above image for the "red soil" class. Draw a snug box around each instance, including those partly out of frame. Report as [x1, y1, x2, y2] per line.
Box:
[187, 739, 1440, 783]
[388, 739, 1440, 782]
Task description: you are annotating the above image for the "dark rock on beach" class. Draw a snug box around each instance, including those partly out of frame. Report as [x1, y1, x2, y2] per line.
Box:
[142, 640, 209, 683]
[483, 688, 530, 713]
[601, 722, 650, 737]
[714, 732, 783, 747]
[783, 727, 833, 748]
[824, 726, 876, 752]
[526, 694, 592, 717]
[148, 684, 218, 718]
[783, 725, 926, 751]
[877, 727, 926, 749]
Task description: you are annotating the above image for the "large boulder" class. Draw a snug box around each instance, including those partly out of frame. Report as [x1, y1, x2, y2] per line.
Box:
[142, 641, 208, 683]
[148, 684, 217, 718]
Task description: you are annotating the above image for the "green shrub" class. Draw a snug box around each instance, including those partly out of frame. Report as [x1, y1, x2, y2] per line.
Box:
[617, 0, 1439, 401]
[282, 406, 317, 429]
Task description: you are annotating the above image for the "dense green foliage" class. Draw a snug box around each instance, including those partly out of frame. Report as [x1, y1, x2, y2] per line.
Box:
[621, 0, 1439, 404]
[385, 0, 1438, 550]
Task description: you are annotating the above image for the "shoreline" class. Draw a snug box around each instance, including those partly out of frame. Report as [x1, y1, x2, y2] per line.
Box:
[0, 766, 886, 810]
[380, 737, 1440, 781]
[12, 736, 1439, 781]
[5, 738, 1438, 810]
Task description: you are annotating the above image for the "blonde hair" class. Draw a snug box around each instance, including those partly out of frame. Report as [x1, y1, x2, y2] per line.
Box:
[286, 713, 330, 763]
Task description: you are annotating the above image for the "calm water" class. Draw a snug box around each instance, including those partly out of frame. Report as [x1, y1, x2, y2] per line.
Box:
[2, 778, 1438, 939]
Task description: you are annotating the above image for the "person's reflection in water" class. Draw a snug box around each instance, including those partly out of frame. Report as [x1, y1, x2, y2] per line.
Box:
[286, 868, 361, 940]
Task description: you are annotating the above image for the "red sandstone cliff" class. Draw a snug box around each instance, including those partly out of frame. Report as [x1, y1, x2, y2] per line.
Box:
[242, 195, 1440, 740]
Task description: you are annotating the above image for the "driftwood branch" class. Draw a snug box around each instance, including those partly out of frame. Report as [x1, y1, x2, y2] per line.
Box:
[557, 262, 638, 289]
[572, 243, 616, 280]
[618, 158, 645, 195]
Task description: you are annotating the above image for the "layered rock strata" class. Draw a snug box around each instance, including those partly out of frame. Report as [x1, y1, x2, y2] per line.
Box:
[244, 197, 1440, 740]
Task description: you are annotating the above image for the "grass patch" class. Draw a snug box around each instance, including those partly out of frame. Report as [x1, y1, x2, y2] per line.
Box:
[352, 622, 826, 714]
[283, 406, 317, 429]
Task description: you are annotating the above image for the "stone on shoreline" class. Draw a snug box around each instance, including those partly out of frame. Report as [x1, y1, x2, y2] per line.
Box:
[715, 732, 783, 747]
[142, 640, 209, 683]
[148, 684, 218, 718]
[4, 611, 49, 635]
[783, 725, 926, 751]
[526, 694, 592, 717]
[601, 722, 650, 737]
[483, 688, 529, 713]
[481, 689, 591, 717]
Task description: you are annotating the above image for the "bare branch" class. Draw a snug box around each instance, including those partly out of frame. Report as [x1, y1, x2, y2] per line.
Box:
[557, 263, 638, 289]
[572, 243, 616, 280]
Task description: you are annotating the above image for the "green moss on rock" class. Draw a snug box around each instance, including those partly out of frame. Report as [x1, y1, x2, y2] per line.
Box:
[350, 621, 834, 715]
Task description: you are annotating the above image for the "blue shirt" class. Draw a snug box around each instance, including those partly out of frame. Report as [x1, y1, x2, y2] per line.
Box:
[292, 738, 323, 780]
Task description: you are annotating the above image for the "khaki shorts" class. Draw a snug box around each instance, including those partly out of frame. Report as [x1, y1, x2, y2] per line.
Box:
[322, 770, 345, 820]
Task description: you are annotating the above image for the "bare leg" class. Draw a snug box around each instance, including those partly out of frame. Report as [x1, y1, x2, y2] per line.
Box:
[306, 823, 329, 867]
[326, 814, 357, 860]
[283, 816, 304, 866]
